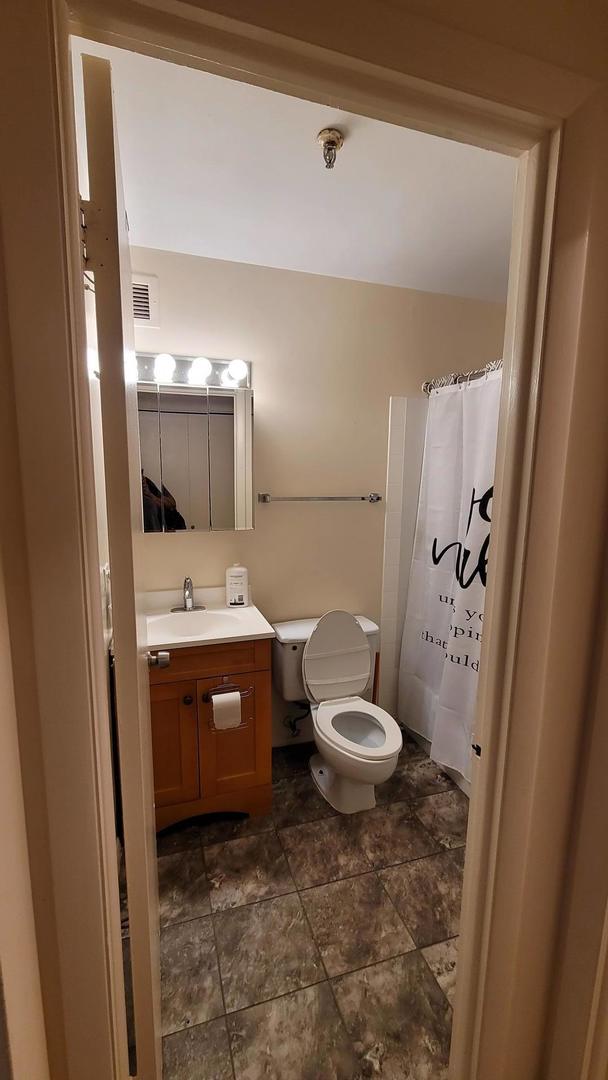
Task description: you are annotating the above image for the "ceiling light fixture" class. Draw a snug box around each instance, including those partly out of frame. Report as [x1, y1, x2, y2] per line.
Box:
[317, 128, 344, 170]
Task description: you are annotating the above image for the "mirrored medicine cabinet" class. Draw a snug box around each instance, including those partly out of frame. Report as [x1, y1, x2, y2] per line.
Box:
[137, 353, 254, 532]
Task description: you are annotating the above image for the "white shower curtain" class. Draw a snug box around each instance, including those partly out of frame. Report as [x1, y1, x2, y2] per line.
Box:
[398, 371, 502, 781]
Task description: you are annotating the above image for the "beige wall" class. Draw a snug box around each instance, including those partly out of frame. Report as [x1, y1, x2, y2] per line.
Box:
[133, 247, 505, 623]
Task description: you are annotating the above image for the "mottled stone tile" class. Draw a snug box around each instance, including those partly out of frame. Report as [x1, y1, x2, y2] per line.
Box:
[413, 789, 469, 849]
[374, 760, 416, 805]
[423, 937, 459, 1006]
[227, 982, 360, 1080]
[158, 847, 211, 927]
[198, 811, 275, 848]
[279, 816, 371, 889]
[404, 757, 455, 797]
[162, 1017, 233, 1080]
[333, 951, 452, 1079]
[272, 741, 315, 781]
[377, 756, 454, 805]
[215, 892, 324, 1011]
[379, 848, 465, 947]
[160, 916, 223, 1035]
[399, 727, 426, 755]
[204, 832, 295, 912]
[375, 738, 431, 807]
[301, 872, 414, 977]
[156, 821, 207, 857]
[272, 774, 336, 829]
[347, 801, 439, 869]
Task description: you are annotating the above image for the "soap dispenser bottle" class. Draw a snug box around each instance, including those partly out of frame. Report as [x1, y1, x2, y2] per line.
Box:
[226, 563, 249, 607]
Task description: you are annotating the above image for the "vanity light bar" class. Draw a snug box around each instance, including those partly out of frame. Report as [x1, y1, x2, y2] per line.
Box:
[136, 353, 251, 389]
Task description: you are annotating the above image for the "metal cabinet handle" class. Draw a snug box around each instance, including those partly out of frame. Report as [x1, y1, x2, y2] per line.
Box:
[183, 694, 193, 706]
[147, 650, 170, 668]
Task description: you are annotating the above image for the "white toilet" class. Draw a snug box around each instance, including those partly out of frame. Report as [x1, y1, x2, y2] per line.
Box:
[272, 610, 403, 813]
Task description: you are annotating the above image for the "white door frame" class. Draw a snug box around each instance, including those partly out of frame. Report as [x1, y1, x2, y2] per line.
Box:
[81, 52, 163, 1079]
[2, 1, 608, 1077]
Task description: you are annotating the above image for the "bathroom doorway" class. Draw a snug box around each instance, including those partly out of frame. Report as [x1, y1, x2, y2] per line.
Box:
[69, 26, 552, 1080]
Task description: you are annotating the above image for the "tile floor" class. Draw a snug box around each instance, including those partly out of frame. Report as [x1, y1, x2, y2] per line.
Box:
[127, 734, 468, 1079]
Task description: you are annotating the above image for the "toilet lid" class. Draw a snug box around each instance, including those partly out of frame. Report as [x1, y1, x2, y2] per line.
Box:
[302, 610, 371, 703]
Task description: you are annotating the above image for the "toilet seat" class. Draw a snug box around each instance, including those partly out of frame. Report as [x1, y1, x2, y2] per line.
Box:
[314, 697, 402, 761]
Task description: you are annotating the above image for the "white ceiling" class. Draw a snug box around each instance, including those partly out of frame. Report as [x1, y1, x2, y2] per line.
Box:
[72, 38, 516, 302]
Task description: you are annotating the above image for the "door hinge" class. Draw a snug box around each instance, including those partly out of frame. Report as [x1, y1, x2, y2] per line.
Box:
[472, 742, 482, 758]
[79, 198, 109, 272]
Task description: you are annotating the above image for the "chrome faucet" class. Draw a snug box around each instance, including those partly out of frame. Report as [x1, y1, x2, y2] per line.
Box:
[183, 576, 194, 611]
[171, 577, 204, 612]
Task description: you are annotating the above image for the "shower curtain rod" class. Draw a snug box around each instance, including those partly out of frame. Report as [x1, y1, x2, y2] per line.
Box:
[421, 357, 503, 395]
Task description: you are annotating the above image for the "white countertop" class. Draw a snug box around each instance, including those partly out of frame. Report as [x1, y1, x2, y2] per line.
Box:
[144, 586, 275, 650]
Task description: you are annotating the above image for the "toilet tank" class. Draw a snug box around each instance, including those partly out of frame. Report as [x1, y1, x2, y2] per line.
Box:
[272, 615, 380, 702]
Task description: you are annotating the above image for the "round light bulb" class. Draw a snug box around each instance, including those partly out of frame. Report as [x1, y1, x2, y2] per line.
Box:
[227, 358, 248, 383]
[189, 356, 212, 385]
[154, 352, 176, 382]
[221, 368, 237, 388]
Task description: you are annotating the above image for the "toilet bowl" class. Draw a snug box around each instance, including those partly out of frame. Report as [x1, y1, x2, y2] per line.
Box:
[302, 610, 403, 814]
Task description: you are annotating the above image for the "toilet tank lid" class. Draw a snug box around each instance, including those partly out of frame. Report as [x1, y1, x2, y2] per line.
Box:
[273, 615, 379, 644]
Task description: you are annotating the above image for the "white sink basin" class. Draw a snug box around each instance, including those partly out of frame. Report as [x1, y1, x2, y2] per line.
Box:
[145, 602, 275, 650]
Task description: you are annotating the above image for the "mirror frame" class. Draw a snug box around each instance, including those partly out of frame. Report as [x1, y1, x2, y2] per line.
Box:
[136, 352, 254, 532]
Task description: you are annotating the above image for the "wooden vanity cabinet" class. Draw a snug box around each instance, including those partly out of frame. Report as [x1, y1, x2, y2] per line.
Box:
[150, 679, 200, 808]
[148, 637, 272, 830]
[198, 670, 270, 798]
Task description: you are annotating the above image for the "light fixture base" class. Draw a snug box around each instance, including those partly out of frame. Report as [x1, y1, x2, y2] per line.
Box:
[317, 128, 344, 169]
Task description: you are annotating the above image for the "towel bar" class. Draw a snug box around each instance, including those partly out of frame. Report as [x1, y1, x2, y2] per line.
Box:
[257, 492, 382, 504]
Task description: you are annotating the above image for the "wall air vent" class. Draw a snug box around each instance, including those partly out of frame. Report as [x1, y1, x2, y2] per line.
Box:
[132, 273, 159, 328]
[133, 281, 151, 321]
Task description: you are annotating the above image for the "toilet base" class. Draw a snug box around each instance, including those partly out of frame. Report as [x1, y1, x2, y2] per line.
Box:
[310, 753, 376, 814]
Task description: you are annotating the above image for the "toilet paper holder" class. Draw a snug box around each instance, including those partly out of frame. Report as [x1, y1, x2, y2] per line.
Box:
[204, 681, 253, 732]
[202, 682, 254, 704]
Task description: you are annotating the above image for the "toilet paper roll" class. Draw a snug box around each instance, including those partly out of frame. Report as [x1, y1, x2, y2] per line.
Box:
[211, 690, 241, 730]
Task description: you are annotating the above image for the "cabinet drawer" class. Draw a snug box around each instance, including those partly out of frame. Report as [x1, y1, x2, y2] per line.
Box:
[150, 680, 200, 807]
[149, 638, 271, 684]
[198, 670, 271, 796]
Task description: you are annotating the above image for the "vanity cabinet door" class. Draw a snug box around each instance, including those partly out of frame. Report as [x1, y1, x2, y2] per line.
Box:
[198, 670, 271, 796]
[150, 680, 200, 807]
